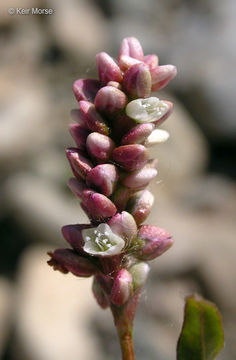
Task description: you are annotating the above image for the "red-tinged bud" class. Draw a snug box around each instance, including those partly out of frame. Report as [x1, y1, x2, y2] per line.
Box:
[81, 190, 117, 220]
[122, 163, 158, 189]
[118, 37, 144, 62]
[121, 123, 154, 145]
[111, 185, 132, 212]
[86, 164, 118, 197]
[110, 269, 133, 306]
[94, 86, 128, 116]
[126, 190, 154, 225]
[136, 225, 173, 260]
[112, 144, 148, 171]
[107, 81, 122, 89]
[150, 65, 177, 91]
[79, 100, 109, 135]
[61, 224, 92, 254]
[96, 52, 122, 85]
[72, 79, 101, 103]
[144, 54, 159, 70]
[118, 55, 142, 72]
[66, 148, 93, 179]
[67, 177, 87, 199]
[69, 123, 90, 150]
[70, 109, 89, 128]
[123, 63, 151, 99]
[86, 132, 115, 163]
[47, 249, 97, 277]
[108, 211, 137, 244]
[92, 277, 109, 309]
[129, 262, 150, 290]
[111, 114, 136, 143]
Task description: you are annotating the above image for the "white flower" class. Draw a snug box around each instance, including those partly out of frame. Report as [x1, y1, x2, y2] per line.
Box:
[82, 223, 125, 256]
[126, 97, 169, 123]
[145, 129, 170, 146]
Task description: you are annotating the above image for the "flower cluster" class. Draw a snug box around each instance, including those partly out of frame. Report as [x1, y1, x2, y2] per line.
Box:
[48, 37, 176, 309]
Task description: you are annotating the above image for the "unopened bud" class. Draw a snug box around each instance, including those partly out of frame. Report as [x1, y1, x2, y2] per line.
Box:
[94, 86, 128, 116]
[96, 52, 122, 85]
[92, 277, 109, 309]
[112, 144, 148, 171]
[47, 249, 97, 277]
[111, 114, 136, 143]
[72, 78, 101, 102]
[110, 269, 133, 306]
[144, 54, 159, 70]
[66, 148, 93, 179]
[129, 262, 150, 290]
[118, 55, 142, 72]
[145, 129, 170, 146]
[86, 132, 115, 163]
[82, 190, 117, 220]
[118, 37, 144, 62]
[150, 65, 177, 91]
[82, 223, 125, 256]
[122, 63, 151, 99]
[86, 164, 118, 197]
[136, 225, 173, 260]
[126, 190, 154, 225]
[69, 123, 90, 150]
[108, 211, 137, 244]
[121, 123, 154, 145]
[122, 162, 158, 189]
[79, 100, 109, 135]
[126, 97, 172, 125]
[107, 81, 122, 89]
[61, 224, 92, 254]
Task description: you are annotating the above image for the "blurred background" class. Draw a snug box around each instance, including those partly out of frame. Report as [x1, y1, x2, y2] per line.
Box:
[0, 0, 235, 359]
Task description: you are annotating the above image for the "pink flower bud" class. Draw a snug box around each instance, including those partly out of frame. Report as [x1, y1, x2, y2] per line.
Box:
[107, 81, 122, 89]
[66, 148, 93, 179]
[108, 211, 137, 244]
[121, 123, 154, 145]
[150, 65, 177, 91]
[92, 277, 109, 309]
[136, 225, 173, 260]
[118, 37, 144, 62]
[122, 161, 158, 189]
[111, 114, 136, 143]
[79, 100, 109, 135]
[112, 144, 148, 171]
[94, 86, 128, 116]
[111, 185, 132, 212]
[86, 132, 115, 163]
[110, 269, 133, 306]
[70, 109, 89, 128]
[118, 55, 142, 72]
[81, 190, 117, 220]
[86, 164, 118, 197]
[126, 190, 154, 225]
[144, 54, 159, 70]
[67, 177, 87, 199]
[122, 63, 152, 99]
[61, 224, 92, 254]
[69, 123, 90, 150]
[72, 79, 101, 103]
[129, 262, 150, 290]
[47, 249, 97, 277]
[96, 52, 122, 85]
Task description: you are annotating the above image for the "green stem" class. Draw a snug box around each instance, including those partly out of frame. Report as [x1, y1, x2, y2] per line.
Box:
[110, 290, 140, 360]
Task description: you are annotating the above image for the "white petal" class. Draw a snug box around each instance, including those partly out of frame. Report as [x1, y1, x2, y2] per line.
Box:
[126, 97, 169, 123]
[145, 129, 170, 146]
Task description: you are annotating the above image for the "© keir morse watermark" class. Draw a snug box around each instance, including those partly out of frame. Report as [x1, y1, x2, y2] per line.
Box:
[8, 7, 55, 15]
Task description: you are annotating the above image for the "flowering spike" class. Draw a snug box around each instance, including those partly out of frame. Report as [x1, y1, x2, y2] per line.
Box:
[136, 225, 173, 260]
[96, 52, 122, 85]
[150, 64, 177, 91]
[122, 63, 152, 99]
[110, 269, 133, 306]
[72, 79, 101, 103]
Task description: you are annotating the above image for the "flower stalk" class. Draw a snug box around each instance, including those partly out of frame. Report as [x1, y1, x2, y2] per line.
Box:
[47, 36, 177, 359]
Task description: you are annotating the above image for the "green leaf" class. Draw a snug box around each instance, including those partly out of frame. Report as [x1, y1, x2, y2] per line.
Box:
[177, 295, 224, 360]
